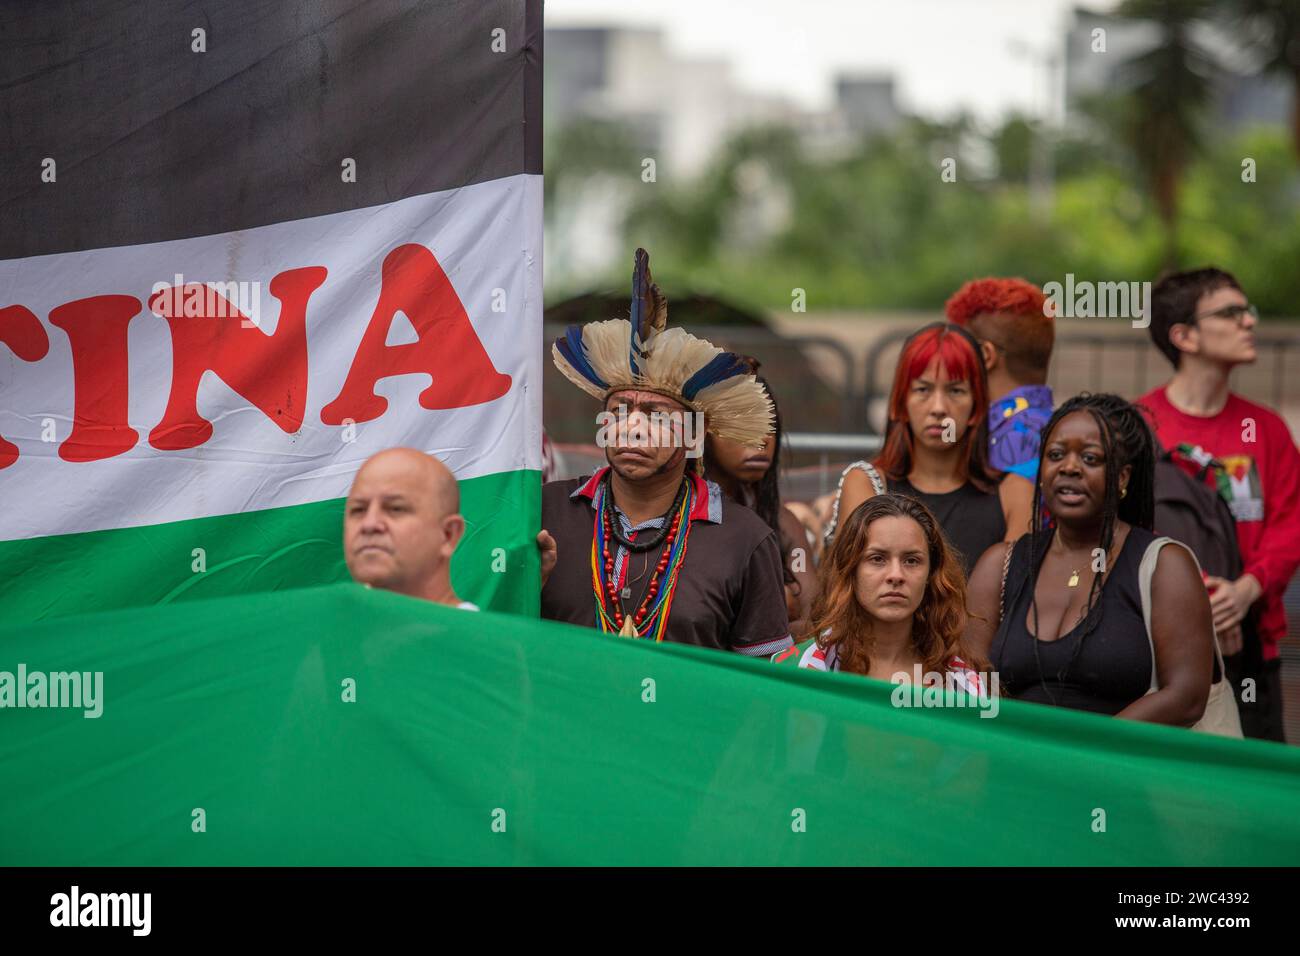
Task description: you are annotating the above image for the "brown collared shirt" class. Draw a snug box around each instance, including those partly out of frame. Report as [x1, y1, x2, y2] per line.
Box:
[541, 468, 793, 657]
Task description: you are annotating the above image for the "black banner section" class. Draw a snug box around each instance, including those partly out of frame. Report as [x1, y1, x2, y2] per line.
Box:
[0, 0, 541, 258]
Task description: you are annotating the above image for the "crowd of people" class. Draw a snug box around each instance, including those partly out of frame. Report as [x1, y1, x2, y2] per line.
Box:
[344, 250, 1300, 743]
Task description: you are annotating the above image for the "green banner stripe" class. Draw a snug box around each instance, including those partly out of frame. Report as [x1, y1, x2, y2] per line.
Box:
[2, 581, 1297, 865]
[0, 469, 541, 623]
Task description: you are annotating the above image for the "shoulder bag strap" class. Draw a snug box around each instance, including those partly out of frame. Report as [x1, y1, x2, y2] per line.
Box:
[1140, 535, 1240, 736]
[1141, 536, 1229, 692]
[1139, 537, 1174, 694]
[998, 540, 1014, 625]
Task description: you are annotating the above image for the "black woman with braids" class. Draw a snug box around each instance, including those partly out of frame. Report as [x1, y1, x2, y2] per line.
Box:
[537, 249, 794, 658]
[964, 393, 1215, 725]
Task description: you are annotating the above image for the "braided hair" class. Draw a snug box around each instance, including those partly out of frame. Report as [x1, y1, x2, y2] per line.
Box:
[1017, 393, 1156, 702]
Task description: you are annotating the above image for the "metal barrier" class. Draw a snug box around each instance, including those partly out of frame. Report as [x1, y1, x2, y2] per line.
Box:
[781, 433, 884, 499]
[864, 326, 1300, 422]
[783, 433, 882, 453]
[545, 321, 1298, 444]
[543, 323, 863, 433]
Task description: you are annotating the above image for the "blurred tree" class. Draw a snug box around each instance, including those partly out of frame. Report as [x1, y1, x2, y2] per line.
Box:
[622, 125, 804, 272]
[1180, 127, 1300, 310]
[540, 88, 1300, 316]
[992, 114, 1035, 182]
[542, 117, 641, 212]
[1115, 0, 1220, 267]
[1221, 0, 1300, 158]
[1066, 92, 1146, 177]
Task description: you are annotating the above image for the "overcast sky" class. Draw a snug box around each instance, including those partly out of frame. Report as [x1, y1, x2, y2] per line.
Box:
[547, 0, 1123, 122]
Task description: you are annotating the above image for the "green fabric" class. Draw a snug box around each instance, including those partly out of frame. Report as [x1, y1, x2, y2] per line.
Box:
[774, 637, 815, 664]
[0, 469, 540, 622]
[2, 581, 1297, 865]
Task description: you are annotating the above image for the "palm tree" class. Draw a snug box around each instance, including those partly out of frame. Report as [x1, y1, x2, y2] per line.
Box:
[1220, 0, 1300, 158]
[1115, 0, 1220, 266]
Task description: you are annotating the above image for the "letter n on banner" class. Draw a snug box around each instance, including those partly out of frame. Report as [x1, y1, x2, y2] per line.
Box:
[148, 268, 327, 450]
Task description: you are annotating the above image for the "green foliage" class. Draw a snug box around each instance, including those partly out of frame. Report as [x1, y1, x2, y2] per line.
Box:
[544, 98, 1300, 317]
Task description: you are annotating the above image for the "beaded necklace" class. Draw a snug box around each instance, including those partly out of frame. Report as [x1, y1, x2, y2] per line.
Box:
[590, 473, 696, 640]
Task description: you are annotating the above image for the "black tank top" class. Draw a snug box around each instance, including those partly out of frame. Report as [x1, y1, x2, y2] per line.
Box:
[992, 527, 1155, 715]
[887, 477, 1006, 577]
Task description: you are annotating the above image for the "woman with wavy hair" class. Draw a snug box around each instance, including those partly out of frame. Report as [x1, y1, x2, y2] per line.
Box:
[775, 493, 988, 695]
[826, 323, 1029, 577]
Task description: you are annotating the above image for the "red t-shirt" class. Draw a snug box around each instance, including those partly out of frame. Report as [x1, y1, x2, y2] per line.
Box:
[1138, 386, 1300, 659]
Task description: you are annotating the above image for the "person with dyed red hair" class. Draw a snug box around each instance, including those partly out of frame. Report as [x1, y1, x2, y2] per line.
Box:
[945, 277, 1056, 539]
[828, 323, 1020, 576]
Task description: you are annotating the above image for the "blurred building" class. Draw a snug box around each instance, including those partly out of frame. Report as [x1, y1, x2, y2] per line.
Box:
[545, 25, 901, 282]
[546, 26, 902, 176]
[835, 75, 903, 138]
[546, 26, 793, 177]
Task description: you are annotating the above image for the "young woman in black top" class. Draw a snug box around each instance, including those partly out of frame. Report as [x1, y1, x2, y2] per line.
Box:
[964, 393, 1214, 724]
[834, 323, 1029, 576]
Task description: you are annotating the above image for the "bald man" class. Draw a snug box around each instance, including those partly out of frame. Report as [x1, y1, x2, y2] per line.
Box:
[344, 448, 478, 610]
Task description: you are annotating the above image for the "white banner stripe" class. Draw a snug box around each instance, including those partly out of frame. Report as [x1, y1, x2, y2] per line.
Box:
[0, 174, 542, 541]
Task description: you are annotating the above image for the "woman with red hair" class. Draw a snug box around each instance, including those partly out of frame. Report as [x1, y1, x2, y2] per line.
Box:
[826, 322, 1022, 576]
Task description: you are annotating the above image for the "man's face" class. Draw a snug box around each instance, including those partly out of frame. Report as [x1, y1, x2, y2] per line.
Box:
[344, 455, 461, 594]
[1180, 285, 1258, 367]
[602, 390, 694, 480]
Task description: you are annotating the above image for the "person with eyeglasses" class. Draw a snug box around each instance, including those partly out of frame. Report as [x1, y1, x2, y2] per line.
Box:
[1137, 267, 1300, 742]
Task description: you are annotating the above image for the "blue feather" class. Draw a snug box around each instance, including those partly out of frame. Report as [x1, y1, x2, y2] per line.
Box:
[681, 352, 750, 401]
[555, 325, 607, 390]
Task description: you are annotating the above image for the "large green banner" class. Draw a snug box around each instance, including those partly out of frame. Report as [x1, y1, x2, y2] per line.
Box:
[2, 582, 1297, 865]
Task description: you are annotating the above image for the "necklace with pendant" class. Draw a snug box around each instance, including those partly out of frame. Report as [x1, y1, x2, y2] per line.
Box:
[591, 473, 696, 640]
[1065, 541, 1117, 588]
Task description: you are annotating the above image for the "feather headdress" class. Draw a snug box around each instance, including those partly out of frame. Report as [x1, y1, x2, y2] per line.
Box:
[552, 248, 775, 447]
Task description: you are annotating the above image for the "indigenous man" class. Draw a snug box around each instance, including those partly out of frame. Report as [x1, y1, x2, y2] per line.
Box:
[537, 249, 793, 657]
[344, 447, 479, 610]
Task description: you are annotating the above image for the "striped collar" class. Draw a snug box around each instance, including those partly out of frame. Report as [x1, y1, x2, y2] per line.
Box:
[571, 467, 722, 524]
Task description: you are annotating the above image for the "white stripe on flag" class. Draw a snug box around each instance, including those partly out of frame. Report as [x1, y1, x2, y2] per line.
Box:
[0, 174, 542, 541]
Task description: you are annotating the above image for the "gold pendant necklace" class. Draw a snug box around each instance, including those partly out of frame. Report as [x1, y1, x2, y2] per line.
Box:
[1067, 570, 1080, 588]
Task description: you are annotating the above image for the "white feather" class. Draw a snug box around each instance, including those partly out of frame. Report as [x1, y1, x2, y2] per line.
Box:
[551, 317, 774, 447]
